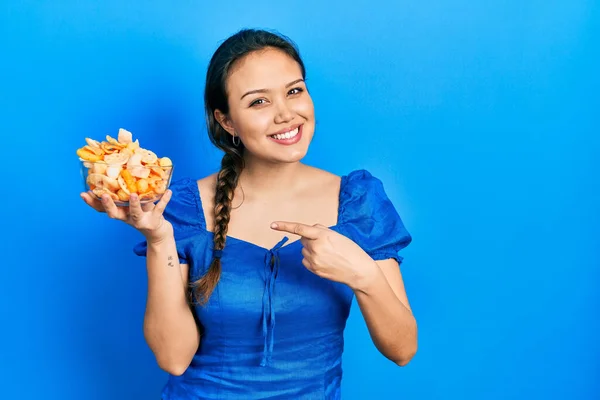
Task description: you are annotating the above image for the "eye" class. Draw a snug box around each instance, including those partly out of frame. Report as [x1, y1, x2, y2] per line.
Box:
[288, 87, 304, 96]
[249, 98, 266, 107]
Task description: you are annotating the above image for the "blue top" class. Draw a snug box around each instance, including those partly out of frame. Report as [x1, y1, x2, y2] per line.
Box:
[133, 169, 412, 400]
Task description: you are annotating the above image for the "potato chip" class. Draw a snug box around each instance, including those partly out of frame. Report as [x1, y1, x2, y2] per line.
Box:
[149, 166, 167, 179]
[105, 166, 121, 179]
[117, 128, 133, 144]
[91, 163, 108, 175]
[139, 149, 158, 165]
[139, 191, 157, 200]
[106, 135, 125, 148]
[117, 189, 130, 202]
[92, 187, 118, 201]
[153, 180, 167, 194]
[126, 139, 140, 152]
[127, 153, 143, 169]
[101, 142, 121, 154]
[158, 157, 172, 167]
[85, 138, 101, 149]
[86, 173, 119, 191]
[77, 148, 103, 162]
[104, 152, 129, 165]
[117, 176, 131, 194]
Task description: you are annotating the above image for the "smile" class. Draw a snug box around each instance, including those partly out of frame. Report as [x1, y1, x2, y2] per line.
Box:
[268, 124, 303, 145]
[269, 126, 299, 140]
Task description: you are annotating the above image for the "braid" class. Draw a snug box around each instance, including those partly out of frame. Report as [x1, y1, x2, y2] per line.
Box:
[191, 151, 243, 305]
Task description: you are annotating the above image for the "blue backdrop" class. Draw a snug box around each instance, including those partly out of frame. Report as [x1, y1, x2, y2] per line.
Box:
[1, 1, 598, 399]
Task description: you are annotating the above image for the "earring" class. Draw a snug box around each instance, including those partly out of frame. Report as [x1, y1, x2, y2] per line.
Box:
[232, 133, 240, 147]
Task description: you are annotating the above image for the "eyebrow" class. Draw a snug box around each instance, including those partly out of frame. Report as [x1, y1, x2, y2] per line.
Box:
[240, 79, 305, 100]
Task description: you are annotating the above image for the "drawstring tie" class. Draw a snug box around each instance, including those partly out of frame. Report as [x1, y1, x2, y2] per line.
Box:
[260, 236, 289, 367]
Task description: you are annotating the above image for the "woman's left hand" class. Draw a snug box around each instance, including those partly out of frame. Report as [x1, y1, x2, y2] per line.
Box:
[270, 221, 377, 291]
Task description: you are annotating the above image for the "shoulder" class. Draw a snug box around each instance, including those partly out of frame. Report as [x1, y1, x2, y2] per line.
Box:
[303, 167, 393, 213]
[168, 172, 218, 203]
[302, 165, 341, 192]
[196, 172, 218, 196]
[306, 166, 399, 219]
[160, 175, 204, 232]
[337, 169, 413, 260]
[342, 169, 385, 191]
[338, 168, 404, 224]
[340, 169, 390, 202]
[194, 172, 219, 231]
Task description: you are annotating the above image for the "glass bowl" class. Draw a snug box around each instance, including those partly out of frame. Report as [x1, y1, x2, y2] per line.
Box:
[80, 159, 174, 206]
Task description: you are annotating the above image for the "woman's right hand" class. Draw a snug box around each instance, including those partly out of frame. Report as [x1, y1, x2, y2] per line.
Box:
[80, 190, 174, 244]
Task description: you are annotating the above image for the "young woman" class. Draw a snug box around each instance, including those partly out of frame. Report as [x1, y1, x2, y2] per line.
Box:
[82, 28, 417, 400]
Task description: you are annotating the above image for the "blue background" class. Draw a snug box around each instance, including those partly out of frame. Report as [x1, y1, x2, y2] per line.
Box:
[1, 1, 598, 399]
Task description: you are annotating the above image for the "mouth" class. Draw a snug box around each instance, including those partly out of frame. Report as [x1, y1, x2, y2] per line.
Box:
[268, 124, 303, 145]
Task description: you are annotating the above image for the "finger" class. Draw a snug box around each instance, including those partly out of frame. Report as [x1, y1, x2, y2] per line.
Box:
[102, 194, 127, 220]
[300, 237, 314, 249]
[128, 193, 144, 223]
[270, 221, 321, 239]
[80, 192, 106, 213]
[152, 189, 172, 217]
[301, 247, 311, 259]
[302, 258, 313, 270]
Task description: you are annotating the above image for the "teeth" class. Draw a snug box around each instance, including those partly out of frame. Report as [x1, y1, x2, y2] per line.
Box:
[271, 127, 299, 140]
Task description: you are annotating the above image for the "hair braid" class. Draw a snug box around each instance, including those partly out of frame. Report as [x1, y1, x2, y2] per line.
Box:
[191, 151, 243, 305]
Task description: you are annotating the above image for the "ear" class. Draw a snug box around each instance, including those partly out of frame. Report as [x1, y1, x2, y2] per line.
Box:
[214, 109, 235, 136]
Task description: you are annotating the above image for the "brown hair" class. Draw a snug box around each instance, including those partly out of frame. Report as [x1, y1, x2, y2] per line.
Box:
[190, 28, 307, 305]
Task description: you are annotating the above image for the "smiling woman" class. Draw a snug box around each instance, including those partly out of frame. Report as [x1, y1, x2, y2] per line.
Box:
[81, 28, 416, 399]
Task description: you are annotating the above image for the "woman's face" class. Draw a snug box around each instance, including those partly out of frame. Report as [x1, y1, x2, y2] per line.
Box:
[217, 47, 315, 164]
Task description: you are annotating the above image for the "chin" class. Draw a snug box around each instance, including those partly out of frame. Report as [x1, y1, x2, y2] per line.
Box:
[271, 149, 309, 164]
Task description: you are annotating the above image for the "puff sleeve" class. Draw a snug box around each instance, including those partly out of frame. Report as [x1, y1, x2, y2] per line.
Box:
[338, 170, 412, 264]
[132, 177, 200, 265]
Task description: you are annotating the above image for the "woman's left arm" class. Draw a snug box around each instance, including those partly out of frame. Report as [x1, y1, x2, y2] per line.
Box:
[352, 258, 417, 366]
[271, 221, 417, 366]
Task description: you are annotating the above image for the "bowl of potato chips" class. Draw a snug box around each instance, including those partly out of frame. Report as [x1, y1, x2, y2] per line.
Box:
[78, 128, 174, 206]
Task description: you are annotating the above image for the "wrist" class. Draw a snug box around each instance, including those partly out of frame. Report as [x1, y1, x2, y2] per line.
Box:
[349, 260, 380, 295]
[143, 220, 174, 246]
[146, 234, 173, 248]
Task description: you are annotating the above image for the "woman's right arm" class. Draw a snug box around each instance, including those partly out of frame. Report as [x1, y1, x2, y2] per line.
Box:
[81, 190, 200, 376]
[144, 237, 200, 376]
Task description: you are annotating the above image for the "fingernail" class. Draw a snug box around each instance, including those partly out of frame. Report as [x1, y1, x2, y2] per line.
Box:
[270, 223, 278, 229]
[130, 194, 138, 201]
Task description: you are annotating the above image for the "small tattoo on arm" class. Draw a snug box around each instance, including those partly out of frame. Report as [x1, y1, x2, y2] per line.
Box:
[168, 255, 174, 267]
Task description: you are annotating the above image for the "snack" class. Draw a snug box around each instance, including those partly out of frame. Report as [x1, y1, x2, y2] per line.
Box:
[77, 128, 173, 204]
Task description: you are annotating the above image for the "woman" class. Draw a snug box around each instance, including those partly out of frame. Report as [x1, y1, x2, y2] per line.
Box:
[82, 28, 417, 399]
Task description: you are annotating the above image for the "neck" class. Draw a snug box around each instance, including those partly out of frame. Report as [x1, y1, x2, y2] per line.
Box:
[237, 154, 307, 196]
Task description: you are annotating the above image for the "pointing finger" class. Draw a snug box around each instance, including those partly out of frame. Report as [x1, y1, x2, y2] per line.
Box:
[270, 221, 322, 239]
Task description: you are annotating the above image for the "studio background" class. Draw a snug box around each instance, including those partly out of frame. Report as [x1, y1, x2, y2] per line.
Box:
[1, 1, 598, 399]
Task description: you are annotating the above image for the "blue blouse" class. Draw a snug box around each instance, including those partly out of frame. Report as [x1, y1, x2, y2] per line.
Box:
[133, 169, 412, 400]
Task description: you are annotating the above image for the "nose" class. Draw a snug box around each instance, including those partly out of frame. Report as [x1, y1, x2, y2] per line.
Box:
[274, 100, 294, 124]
